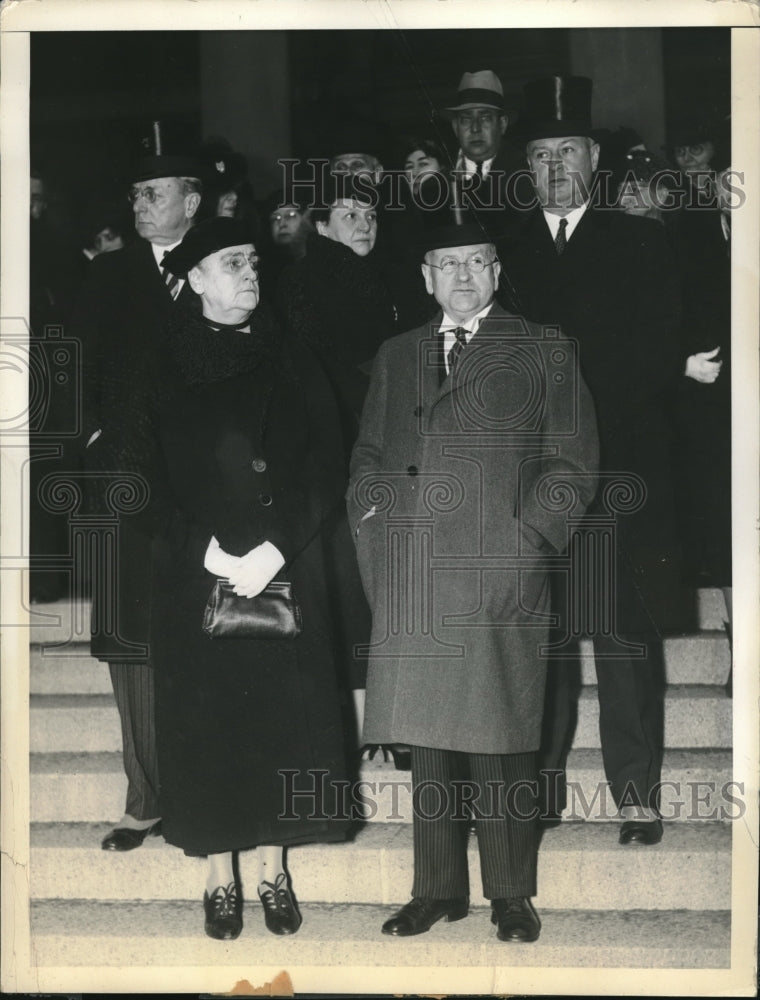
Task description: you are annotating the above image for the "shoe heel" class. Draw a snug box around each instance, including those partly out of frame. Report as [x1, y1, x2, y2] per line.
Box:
[445, 901, 469, 922]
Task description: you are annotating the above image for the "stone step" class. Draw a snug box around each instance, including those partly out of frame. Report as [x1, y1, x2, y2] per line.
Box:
[29, 630, 731, 696]
[28, 597, 92, 645]
[25, 588, 725, 654]
[29, 685, 733, 754]
[578, 632, 731, 686]
[30, 748, 738, 825]
[29, 899, 730, 970]
[695, 588, 729, 631]
[30, 642, 111, 695]
[31, 820, 730, 911]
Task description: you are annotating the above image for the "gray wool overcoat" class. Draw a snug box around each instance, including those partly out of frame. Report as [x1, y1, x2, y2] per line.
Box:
[347, 302, 599, 755]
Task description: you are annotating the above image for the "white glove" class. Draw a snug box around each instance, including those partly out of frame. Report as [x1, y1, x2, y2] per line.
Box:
[204, 535, 242, 577]
[685, 347, 723, 383]
[227, 540, 285, 598]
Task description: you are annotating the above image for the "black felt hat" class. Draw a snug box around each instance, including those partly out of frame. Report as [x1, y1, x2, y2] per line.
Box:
[513, 76, 599, 142]
[131, 120, 203, 184]
[162, 217, 257, 277]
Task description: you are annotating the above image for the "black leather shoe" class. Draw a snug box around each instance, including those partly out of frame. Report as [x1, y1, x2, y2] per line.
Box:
[491, 897, 541, 942]
[101, 820, 162, 852]
[204, 882, 243, 940]
[381, 896, 468, 936]
[619, 819, 663, 845]
[258, 872, 302, 935]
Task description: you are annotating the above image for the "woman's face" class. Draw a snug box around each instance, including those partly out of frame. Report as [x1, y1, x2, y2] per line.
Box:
[270, 204, 305, 245]
[404, 149, 442, 188]
[316, 198, 377, 256]
[189, 243, 260, 322]
[216, 191, 238, 218]
[674, 141, 715, 174]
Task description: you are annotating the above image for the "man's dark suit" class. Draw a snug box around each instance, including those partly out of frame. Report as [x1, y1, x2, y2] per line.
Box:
[502, 206, 685, 814]
[73, 236, 192, 820]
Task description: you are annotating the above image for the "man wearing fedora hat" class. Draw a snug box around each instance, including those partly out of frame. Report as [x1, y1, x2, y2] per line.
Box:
[442, 71, 509, 181]
[73, 121, 203, 853]
[504, 76, 685, 846]
[348, 213, 598, 942]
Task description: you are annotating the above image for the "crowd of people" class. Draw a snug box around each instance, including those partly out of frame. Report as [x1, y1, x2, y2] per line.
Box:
[29, 69, 733, 944]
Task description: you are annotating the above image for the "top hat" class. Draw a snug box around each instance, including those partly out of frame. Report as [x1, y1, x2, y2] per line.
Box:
[131, 120, 203, 184]
[441, 70, 505, 118]
[162, 217, 257, 277]
[513, 76, 597, 142]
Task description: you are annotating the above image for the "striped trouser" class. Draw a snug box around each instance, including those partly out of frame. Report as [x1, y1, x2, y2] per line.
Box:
[410, 745, 538, 900]
[108, 662, 161, 820]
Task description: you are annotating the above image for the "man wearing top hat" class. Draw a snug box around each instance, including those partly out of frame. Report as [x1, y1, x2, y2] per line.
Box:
[503, 76, 685, 845]
[72, 124, 203, 851]
[348, 212, 598, 942]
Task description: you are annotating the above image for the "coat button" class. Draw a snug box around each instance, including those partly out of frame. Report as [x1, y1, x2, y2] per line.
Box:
[259, 493, 273, 507]
[407, 465, 418, 476]
[252, 458, 267, 473]
[413, 406, 423, 417]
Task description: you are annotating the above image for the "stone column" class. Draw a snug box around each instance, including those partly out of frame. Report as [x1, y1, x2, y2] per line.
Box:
[199, 32, 292, 197]
[568, 29, 666, 151]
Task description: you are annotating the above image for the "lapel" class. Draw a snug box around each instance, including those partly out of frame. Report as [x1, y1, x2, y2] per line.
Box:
[427, 302, 521, 412]
[127, 237, 190, 313]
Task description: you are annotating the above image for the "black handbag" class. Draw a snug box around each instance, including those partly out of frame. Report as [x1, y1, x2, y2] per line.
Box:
[202, 579, 303, 639]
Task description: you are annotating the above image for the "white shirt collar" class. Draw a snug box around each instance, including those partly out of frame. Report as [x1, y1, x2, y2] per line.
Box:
[151, 238, 183, 270]
[456, 151, 495, 179]
[542, 201, 589, 243]
[440, 302, 494, 373]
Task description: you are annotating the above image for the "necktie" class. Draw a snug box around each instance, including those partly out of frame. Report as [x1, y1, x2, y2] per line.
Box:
[475, 160, 484, 179]
[161, 254, 181, 300]
[555, 217, 568, 256]
[447, 326, 469, 374]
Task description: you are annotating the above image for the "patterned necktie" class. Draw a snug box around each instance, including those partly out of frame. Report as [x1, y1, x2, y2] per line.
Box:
[555, 217, 568, 256]
[161, 254, 181, 300]
[447, 326, 469, 374]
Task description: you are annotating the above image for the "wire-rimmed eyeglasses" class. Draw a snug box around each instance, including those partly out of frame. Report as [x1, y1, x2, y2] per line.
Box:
[427, 255, 496, 276]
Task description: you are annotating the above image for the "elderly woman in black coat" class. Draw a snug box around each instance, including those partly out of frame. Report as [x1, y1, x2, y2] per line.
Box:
[149, 218, 348, 941]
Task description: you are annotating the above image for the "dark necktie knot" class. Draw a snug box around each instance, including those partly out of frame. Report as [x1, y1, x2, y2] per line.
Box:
[555, 217, 568, 256]
[447, 326, 469, 374]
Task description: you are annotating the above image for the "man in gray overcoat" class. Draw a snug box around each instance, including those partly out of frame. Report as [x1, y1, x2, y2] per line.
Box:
[347, 218, 599, 942]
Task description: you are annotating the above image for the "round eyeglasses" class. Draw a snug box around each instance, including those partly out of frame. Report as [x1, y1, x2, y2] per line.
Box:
[427, 255, 496, 275]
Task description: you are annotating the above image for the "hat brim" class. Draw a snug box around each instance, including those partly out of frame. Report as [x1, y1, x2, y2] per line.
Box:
[414, 219, 508, 256]
[440, 89, 505, 119]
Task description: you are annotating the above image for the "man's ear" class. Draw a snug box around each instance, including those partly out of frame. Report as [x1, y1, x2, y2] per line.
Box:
[315, 220, 327, 238]
[185, 192, 201, 220]
[590, 141, 601, 172]
[187, 265, 204, 295]
[421, 262, 434, 296]
[499, 115, 508, 136]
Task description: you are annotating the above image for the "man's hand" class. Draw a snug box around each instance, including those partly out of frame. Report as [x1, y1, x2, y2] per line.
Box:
[685, 347, 723, 383]
[227, 540, 285, 598]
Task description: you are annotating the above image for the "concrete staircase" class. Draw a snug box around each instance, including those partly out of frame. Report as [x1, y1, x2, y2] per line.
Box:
[28, 591, 733, 969]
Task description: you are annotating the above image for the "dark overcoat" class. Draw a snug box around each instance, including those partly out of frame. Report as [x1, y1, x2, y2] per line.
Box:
[502, 207, 687, 634]
[71, 237, 192, 661]
[347, 303, 599, 755]
[145, 308, 349, 855]
[670, 206, 731, 585]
